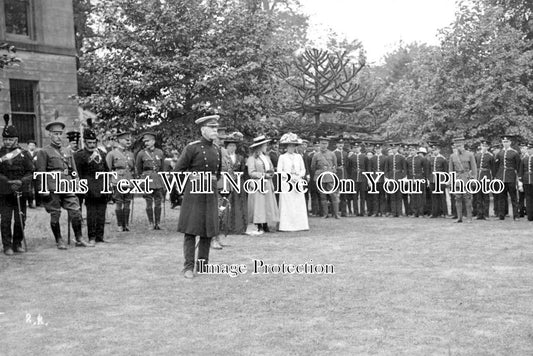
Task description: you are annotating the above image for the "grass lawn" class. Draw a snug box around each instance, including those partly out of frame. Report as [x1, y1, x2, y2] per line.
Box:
[1, 201, 533, 355]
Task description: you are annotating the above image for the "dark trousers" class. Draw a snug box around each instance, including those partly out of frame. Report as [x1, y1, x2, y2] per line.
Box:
[410, 183, 426, 216]
[524, 184, 533, 221]
[85, 196, 107, 241]
[389, 191, 402, 216]
[402, 193, 410, 215]
[372, 183, 386, 215]
[183, 233, 212, 272]
[0, 195, 26, 249]
[518, 190, 526, 217]
[476, 192, 490, 218]
[354, 181, 367, 215]
[170, 187, 181, 207]
[144, 188, 164, 224]
[430, 183, 447, 217]
[339, 193, 348, 216]
[495, 182, 518, 218]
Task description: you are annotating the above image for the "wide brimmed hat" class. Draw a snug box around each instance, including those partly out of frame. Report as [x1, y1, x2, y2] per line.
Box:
[224, 131, 244, 144]
[250, 135, 271, 148]
[279, 132, 302, 146]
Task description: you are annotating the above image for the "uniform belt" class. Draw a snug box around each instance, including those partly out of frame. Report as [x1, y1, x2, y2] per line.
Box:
[50, 169, 68, 175]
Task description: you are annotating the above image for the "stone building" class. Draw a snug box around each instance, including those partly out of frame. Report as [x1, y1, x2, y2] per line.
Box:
[0, 0, 78, 145]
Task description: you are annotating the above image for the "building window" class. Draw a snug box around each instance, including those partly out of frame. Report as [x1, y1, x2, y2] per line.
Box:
[10, 79, 38, 143]
[4, 0, 33, 38]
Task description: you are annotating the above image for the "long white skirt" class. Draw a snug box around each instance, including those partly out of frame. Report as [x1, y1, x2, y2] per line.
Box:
[278, 190, 309, 231]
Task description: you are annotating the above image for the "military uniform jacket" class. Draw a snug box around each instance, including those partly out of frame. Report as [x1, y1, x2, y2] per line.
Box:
[475, 151, 494, 180]
[495, 148, 520, 182]
[74, 148, 110, 198]
[347, 152, 369, 182]
[449, 150, 477, 181]
[519, 155, 533, 184]
[0, 146, 34, 196]
[370, 154, 386, 183]
[429, 155, 448, 183]
[334, 149, 349, 179]
[35, 143, 78, 192]
[384, 153, 407, 180]
[406, 155, 429, 180]
[310, 150, 337, 183]
[135, 148, 165, 189]
[269, 150, 279, 170]
[176, 137, 222, 238]
[106, 147, 135, 183]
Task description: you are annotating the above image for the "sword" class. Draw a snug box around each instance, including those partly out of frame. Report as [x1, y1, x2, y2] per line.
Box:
[15, 191, 27, 251]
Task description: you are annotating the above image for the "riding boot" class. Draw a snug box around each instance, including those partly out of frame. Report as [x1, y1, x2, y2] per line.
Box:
[72, 219, 89, 247]
[146, 207, 154, 225]
[123, 208, 130, 231]
[116, 209, 123, 231]
[332, 201, 340, 219]
[154, 206, 162, 229]
[321, 200, 329, 218]
[455, 198, 463, 222]
[51, 222, 67, 249]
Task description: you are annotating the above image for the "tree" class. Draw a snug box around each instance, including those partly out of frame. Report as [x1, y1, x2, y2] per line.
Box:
[78, 0, 307, 148]
[280, 47, 372, 127]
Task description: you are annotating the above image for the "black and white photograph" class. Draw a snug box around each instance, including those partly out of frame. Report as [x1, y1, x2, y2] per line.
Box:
[0, 0, 532, 354]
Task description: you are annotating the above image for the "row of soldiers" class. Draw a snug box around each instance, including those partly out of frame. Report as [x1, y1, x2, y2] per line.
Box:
[1, 117, 171, 255]
[298, 134, 530, 223]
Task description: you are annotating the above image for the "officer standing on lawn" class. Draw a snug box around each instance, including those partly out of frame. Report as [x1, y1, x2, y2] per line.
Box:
[176, 115, 222, 279]
[106, 130, 135, 232]
[74, 128, 110, 245]
[384, 143, 407, 217]
[310, 136, 340, 219]
[519, 142, 533, 221]
[449, 136, 477, 223]
[0, 115, 34, 255]
[494, 135, 521, 220]
[135, 132, 165, 230]
[475, 139, 494, 220]
[35, 121, 90, 249]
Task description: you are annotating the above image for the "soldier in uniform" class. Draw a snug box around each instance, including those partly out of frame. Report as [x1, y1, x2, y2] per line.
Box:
[75, 128, 110, 245]
[518, 142, 528, 217]
[475, 139, 494, 220]
[310, 137, 339, 219]
[308, 140, 321, 216]
[519, 142, 533, 221]
[406, 146, 430, 217]
[35, 122, 90, 249]
[135, 132, 165, 230]
[369, 143, 386, 217]
[494, 135, 521, 220]
[0, 116, 34, 255]
[449, 136, 477, 223]
[106, 131, 135, 231]
[333, 137, 349, 216]
[347, 141, 368, 216]
[176, 115, 221, 279]
[384, 143, 407, 217]
[428, 142, 448, 218]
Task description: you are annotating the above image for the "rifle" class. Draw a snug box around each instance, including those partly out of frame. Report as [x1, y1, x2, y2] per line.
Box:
[14, 191, 27, 251]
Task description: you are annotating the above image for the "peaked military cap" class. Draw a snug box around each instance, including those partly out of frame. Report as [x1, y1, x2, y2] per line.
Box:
[45, 121, 65, 132]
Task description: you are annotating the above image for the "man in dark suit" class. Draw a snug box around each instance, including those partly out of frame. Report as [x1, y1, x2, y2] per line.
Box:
[74, 128, 111, 245]
[176, 115, 222, 279]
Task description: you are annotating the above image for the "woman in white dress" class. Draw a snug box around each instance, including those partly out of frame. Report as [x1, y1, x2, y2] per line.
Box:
[246, 135, 279, 235]
[277, 133, 309, 231]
